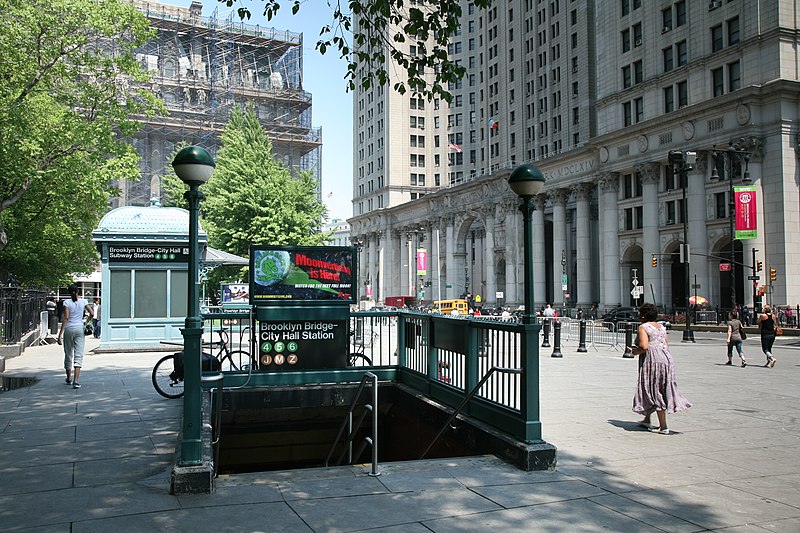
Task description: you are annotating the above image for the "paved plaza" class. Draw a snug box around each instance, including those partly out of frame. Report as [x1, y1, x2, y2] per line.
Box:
[1, 331, 799, 532]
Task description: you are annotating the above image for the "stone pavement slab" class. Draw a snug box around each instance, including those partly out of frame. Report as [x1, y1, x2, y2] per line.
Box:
[1, 332, 800, 531]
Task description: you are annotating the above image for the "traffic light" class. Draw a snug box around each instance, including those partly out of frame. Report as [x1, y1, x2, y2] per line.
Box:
[770, 267, 777, 282]
[756, 260, 763, 272]
[651, 255, 658, 268]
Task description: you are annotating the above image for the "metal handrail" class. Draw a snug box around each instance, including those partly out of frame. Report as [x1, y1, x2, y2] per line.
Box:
[201, 372, 224, 477]
[324, 372, 380, 476]
[420, 366, 521, 460]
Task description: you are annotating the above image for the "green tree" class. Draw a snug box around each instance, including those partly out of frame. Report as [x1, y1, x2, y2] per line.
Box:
[221, 0, 489, 102]
[0, 0, 159, 286]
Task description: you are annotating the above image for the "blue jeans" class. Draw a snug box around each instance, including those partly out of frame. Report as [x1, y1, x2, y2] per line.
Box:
[727, 340, 743, 358]
[92, 318, 100, 338]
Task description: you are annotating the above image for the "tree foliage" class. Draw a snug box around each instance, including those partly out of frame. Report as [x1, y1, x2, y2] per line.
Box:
[220, 0, 489, 103]
[0, 0, 160, 286]
[162, 105, 330, 267]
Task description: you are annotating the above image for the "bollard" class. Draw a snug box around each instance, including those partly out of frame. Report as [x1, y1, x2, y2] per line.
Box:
[622, 322, 635, 358]
[551, 320, 563, 357]
[542, 319, 551, 348]
[577, 319, 587, 352]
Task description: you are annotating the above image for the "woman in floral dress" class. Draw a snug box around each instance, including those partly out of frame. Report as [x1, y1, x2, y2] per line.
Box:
[629, 303, 691, 434]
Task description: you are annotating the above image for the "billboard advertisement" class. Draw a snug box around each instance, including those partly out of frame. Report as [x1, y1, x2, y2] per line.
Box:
[249, 246, 355, 305]
[221, 283, 249, 305]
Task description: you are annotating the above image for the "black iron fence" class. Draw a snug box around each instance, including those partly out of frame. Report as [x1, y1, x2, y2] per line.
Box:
[0, 287, 48, 345]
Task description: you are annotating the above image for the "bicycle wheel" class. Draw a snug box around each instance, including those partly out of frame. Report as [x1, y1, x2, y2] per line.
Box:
[221, 350, 252, 372]
[348, 352, 372, 367]
[152, 354, 184, 399]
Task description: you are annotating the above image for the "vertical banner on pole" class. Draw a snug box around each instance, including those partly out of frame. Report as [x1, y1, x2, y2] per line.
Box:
[416, 248, 427, 276]
[734, 186, 757, 240]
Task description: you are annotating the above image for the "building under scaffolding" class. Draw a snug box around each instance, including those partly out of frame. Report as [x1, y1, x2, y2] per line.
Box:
[114, 0, 321, 207]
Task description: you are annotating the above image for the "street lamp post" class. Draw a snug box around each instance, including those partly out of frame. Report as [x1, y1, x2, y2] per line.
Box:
[508, 163, 546, 442]
[172, 146, 215, 467]
[711, 142, 752, 312]
[668, 149, 696, 343]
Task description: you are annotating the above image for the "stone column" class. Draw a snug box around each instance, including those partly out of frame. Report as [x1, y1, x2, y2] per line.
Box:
[639, 163, 662, 305]
[445, 217, 456, 299]
[474, 229, 484, 302]
[597, 173, 621, 307]
[504, 202, 519, 306]
[572, 183, 593, 307]
[366, 233, 376, 300]
[550, 189, 570, 306]
[532, 194, 547, 309]
[688, 153, 710, 309]
[483, 208, 496, 306]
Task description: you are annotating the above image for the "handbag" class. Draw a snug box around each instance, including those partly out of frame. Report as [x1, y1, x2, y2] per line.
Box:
[739, 324, 747, 340]
[775, 326, 783, 336]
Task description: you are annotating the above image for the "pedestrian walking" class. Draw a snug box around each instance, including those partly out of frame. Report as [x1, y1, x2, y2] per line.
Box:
[92, 298, 101, 338]
[757, 305, 777, 368]
[57, 284, 90, 389]
[629, 303, 691, 435]
[725, 310, 747, 367]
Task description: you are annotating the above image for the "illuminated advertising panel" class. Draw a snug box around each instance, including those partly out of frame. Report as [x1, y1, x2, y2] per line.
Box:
[249, 246, 355, 305]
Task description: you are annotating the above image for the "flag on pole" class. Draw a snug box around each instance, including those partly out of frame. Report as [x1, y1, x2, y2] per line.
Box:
[448, 143, 462, 153]
[326, 191, 333, 198]
[488, 118, 499, 130]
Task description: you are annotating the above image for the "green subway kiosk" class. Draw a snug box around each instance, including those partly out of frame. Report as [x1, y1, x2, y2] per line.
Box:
[92, 201, 245, 350]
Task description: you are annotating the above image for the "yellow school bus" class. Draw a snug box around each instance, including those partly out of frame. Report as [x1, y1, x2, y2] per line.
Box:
[434, 299, 469, 315]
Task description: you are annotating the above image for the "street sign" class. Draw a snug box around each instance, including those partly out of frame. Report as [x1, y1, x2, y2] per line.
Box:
[631, 286, 644, 298]
[632, 278, 639, 286]
[561, 284, 568, 291]
[691, 284, 701, 289]
[747, 275, 760, 281]
[719, 263, 731, 271]
[561, 274, 568, 285]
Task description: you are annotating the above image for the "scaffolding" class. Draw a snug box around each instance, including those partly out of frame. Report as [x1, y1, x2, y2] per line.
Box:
[114, 0, 322, 207]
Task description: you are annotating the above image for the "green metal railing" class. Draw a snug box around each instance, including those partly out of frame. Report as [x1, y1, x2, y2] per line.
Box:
[200, 309, 543, 444]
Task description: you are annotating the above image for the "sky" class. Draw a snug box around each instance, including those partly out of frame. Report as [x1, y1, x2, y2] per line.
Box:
[170, 0, 354, 221]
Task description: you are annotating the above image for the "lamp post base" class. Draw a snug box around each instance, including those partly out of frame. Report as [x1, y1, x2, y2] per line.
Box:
[681, 328, 695, 342]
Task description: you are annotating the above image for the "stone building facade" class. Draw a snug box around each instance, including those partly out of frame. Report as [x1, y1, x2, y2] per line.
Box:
[349, 1, 799, 311]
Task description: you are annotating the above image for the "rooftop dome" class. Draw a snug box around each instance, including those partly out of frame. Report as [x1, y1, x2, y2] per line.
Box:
[93, 204, 206, 239]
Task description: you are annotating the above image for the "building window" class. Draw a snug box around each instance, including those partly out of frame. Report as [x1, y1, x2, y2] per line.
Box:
[712, 67, 724, 97]
[677, 80, 688, 107]
[634, 60, 643, 84]
[623, 102, 632, 127]
[633, 23, 642, 47]
[635, 206, 643, 229]
[727, 16, 740, 45]
[663, 47, 674, 72]
[621, 0, 630, 16]
[621, 28, 630, 53]
[728, 60, 741, 91]
[662, 7, 672, 32]
[675, 0, 686, 26]
[634, 97, 643, 122]
[622, 65, 631, 88]
[676, 40, 687, 66]
[664, 86, 674, 113]
[625, 208, 634, 230]
[715, 192, 727, 219]
[666, 201, 676, 225]
[711, 24, 723, 53]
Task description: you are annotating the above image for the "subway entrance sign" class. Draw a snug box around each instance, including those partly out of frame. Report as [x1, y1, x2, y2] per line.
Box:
[250, 246, 355, 370]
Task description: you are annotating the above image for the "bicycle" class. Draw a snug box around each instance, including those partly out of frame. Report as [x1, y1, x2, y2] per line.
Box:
[152, 330, 252, 399]
[348, 329, 378, 367]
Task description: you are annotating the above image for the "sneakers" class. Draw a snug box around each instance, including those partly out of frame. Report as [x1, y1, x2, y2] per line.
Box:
[648, 427, 670, 435]
[65, 378, 72, 385]
[72, 382, 81, 389]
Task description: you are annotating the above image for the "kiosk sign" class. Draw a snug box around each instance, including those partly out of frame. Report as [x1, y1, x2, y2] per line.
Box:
[258, 319, 347, 369]
[108, 245, 189, 263]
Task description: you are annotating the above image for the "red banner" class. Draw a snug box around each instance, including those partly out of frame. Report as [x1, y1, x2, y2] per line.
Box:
[734, 186, 757, 240]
